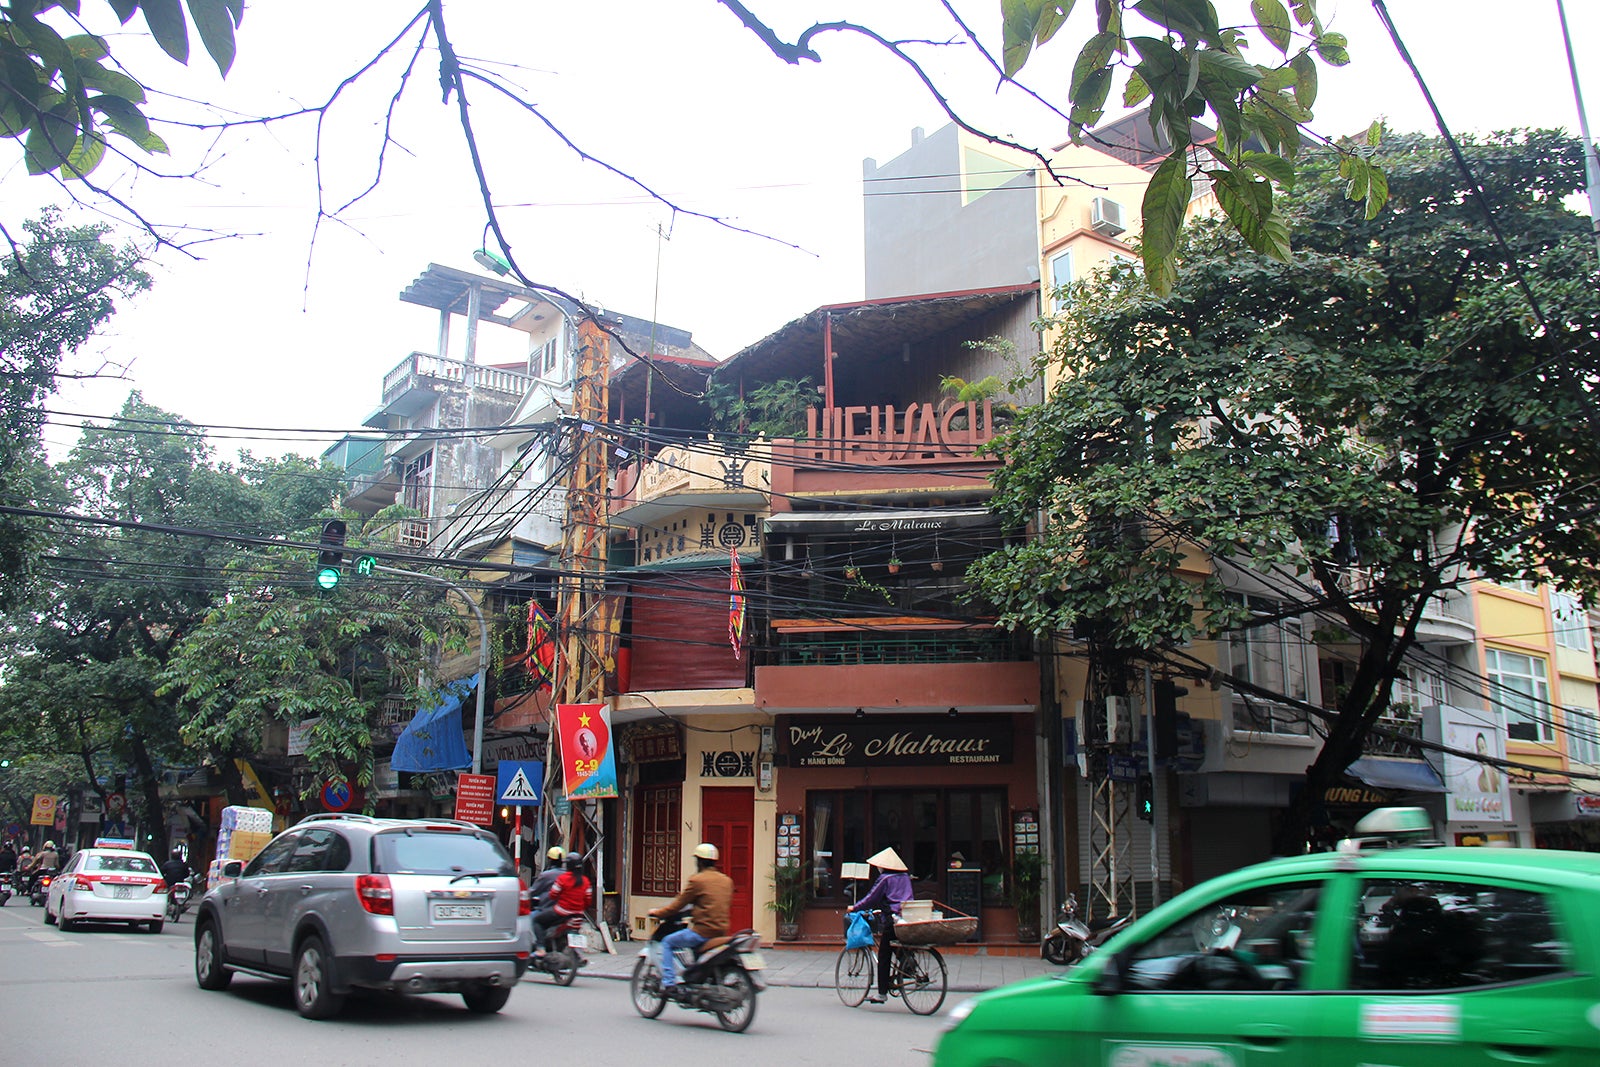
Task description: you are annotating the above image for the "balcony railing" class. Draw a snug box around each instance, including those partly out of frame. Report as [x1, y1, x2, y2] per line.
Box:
[771, 627, 1030, 667]
[381, 352, 534, 406]
[611, 438, 771, 522]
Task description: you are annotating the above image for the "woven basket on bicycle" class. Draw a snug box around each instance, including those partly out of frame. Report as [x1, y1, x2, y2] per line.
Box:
[893, 901, 976, 945]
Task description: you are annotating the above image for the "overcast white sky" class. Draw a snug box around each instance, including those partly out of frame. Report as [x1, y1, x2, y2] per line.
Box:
[8, 0, 1595, 462]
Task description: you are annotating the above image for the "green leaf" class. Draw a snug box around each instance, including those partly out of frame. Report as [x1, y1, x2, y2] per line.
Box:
[1241, 149, 1294, 189]
[1002, 0, 1075, 79]
[1314, 31, 1350, 66]
[76, 59, 146, 103]
[1363, 165, 1389, 219]
[1366, 119, 1383, 148]
[1070, 31, 1117, 99]
[1289, 51, 1318, 109]
[186, 0, 237, 76]
[90, 93, 153, 144]
[107, 0, 139, 23]
[1257, 65, 1297, 93]
[1140, 151, 1192, 296]
[1070, 67, 1113, 129]
[63, 34, 109, 62]
[1132, 0, 1224, 46]
[1123, 69, 1151, 107]
[60, 128, 106, 178]
[1251, 0, 1293, 53]
[23, 107, 78, 174]
[140, 0, 190, 64]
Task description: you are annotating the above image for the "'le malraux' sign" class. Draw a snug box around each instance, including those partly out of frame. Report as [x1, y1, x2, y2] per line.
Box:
[785, 718, 1013, 768]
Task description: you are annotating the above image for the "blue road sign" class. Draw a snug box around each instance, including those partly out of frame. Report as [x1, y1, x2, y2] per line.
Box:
[495, 760, 543, 806]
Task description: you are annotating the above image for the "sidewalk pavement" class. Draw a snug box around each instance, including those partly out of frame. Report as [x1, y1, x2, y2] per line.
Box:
[554, 943, 1060, 993]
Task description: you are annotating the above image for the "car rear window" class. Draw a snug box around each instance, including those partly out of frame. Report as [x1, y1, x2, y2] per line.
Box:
[372, 829, 514, 876]
[85, 854, 158, 874]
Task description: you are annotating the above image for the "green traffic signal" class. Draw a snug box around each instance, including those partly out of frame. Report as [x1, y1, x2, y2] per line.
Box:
[355, 555, 376, 576]
[316, 565, 341, 590]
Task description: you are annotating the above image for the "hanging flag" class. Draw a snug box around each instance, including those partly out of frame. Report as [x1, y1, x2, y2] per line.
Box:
[729, 549, 746, 659]
[504, 599, 559, 691]
[555, 702, 618, 798]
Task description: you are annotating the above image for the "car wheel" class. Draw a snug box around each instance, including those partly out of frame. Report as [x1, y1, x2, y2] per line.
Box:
[195, 920, 233, 991]
[44, 904, 57, 926]
[460, 983, 512, 1014]
[293, 935, 346, 1019]
[145, 919, 163, 934]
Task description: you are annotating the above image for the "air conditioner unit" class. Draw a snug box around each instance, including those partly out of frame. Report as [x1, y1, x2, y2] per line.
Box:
[1091, 196, 1126, 236]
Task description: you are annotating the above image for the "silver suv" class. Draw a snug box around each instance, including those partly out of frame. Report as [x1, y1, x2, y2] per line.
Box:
[193, 813, 531, 1018]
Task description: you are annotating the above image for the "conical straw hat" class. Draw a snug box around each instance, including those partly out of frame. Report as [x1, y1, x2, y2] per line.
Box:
[866, 847, 906, 871]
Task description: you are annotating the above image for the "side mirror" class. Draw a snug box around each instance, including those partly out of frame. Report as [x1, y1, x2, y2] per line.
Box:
[1092, 949, 1132, 996]
[222, 860, 243, 878]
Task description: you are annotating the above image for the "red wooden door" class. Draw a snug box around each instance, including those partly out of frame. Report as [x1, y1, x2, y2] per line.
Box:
[701, 786, 754, 932]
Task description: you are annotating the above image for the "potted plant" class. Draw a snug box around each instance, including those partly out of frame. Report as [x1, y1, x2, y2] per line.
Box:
[1012, 849, 1043, 943]
[886, 556, 902, 575]
[843, 562, 860, 580]
[768, 861, 807, 940]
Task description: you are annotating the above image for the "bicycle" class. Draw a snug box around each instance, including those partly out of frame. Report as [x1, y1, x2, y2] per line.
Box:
[834, 910, 947, 1015]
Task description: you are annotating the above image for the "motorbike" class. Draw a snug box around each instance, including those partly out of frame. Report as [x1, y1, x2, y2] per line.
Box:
[529, 912, 587, 985]
[165, 872, 203, 923]
[1042, 892, 1134, 966]
[0, 870, 15, 906]
[629, 908, 765, 1033]
[28, 868, 58, 908]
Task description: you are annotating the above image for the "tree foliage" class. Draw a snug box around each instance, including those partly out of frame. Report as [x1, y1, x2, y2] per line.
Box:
[0, 209, 148, 610]
[967, 129, 1600, 851]
[157, 510, 468, 805]
[0, 0, 241, 179]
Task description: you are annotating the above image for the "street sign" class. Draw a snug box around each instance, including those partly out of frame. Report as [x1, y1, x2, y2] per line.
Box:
[320, 779, 355, 812]
[1107, 754, 1143, 782]
[495, 760, 543, 807]
[454, 772, 496, 826]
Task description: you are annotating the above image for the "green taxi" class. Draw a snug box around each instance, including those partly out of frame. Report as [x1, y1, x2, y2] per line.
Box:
[934, 810, 1600, 1067]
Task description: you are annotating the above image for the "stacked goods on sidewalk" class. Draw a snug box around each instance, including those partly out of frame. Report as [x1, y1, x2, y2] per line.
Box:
[207, 805, 273, 889]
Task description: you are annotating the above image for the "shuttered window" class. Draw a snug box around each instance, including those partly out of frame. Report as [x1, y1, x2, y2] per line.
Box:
[632, 784, 682, 896]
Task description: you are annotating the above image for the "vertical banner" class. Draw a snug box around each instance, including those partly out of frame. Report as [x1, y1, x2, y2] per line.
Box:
[30, 794, 59, 826]
[556, 702, 618, 798]
[729, 550, 746, 658]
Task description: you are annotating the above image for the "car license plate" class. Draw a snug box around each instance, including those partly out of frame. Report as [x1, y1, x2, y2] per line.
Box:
[739, 951, 765, 970]
[431, 902, 487, 921]
[567, 932, 588, 949]
[113, 885, 133, 899]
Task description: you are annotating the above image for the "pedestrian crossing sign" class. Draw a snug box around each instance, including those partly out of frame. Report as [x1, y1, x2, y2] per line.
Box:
[496, 760, 544, 806]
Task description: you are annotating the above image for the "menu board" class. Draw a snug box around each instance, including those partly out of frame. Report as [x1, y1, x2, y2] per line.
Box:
[945, 867, 983, 940]
[1013, 809, 1040, 854]
[776, 812, 801, 867]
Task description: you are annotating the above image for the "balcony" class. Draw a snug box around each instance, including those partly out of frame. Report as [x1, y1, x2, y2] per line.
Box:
[324, 436, 400, 513]
[1337, 566, 1477, 646]
[611, 438, 771, 528]
[379, 352, 535, 418]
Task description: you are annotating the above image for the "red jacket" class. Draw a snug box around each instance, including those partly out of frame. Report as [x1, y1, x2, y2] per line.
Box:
[548, 870, 593, 914]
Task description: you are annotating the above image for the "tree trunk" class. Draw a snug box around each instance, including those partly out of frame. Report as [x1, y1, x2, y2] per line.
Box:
[216, 756, 249, 809]
[128, 734, 167, 858]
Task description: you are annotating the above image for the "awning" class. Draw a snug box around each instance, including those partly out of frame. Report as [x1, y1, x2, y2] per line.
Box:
[1343, 756, 1448, 793]
[391, 674, 479, 773]
[765, 508, 997, 535]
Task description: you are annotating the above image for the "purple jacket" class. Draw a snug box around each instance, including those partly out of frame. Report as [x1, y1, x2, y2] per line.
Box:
[854, 870, 913, 915]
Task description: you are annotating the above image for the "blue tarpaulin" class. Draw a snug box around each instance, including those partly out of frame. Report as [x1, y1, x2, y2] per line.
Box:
[1343, 756, 1448, 793]
[390, 674, 479, 773]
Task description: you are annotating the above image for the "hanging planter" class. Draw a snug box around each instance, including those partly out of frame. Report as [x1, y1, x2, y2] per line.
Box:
[930, 536, 943, 572]
[844, 564, 860, 580]
[887, 557, 902, 575]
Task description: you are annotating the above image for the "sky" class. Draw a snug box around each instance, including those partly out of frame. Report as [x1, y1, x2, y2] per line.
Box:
[8, 0, 1597, 463]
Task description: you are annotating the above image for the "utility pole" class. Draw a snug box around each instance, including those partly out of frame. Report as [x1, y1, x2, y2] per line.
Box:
[544, 316, 614, 948]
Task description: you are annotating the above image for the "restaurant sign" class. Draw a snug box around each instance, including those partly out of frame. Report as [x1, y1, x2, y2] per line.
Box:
[784, 717, 1012, 768]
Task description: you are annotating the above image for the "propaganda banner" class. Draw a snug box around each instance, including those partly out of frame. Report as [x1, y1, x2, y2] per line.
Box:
[30, 794, 59, 826]
[556, 702, 618, 798]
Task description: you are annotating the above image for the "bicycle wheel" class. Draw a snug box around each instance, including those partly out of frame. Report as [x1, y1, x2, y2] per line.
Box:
[895, 946, 947, 1015]
[834, 947, 874, 1007]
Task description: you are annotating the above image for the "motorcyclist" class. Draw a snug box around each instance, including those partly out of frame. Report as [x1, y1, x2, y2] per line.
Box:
[27, 840, 59, 874]
[528, 846, 565, 901]
[160, 848, 192, 890]
[0, 841, 16, 878]
[648, 842, 733, 996]
[531, 851, 592, 956]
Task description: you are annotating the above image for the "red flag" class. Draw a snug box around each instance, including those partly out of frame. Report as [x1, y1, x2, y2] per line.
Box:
[528, 600, 556, 691]
[729, 550, 746, 659]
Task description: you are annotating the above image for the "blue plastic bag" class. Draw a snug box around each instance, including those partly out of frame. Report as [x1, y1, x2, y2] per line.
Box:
[845, 910, 874, 950]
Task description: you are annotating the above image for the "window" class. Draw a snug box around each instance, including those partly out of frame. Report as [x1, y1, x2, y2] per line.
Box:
[807, 787, 1008, 907]
[632, 784, 681, 897]
[1485, 647, 1553, 743]
[1123, 882, 1321, 992]
[84, 854, 158, 874]
[284, 828, 351, 873]
[1565, 706, 1600, 767]
[1228, 595, 1313, 737]
[1048, 249, 1073, 310]
[1349, 879, 1571, 990]
[243, 833, 299, 877]
[1552, 593, 1590, 653]
[373, 830, 512, 876]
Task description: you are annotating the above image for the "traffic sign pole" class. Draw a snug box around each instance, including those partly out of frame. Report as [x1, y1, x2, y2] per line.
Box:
[513, 808, 522, 878]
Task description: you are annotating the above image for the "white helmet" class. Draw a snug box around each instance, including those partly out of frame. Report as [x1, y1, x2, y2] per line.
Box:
[692, 842, 719, 862]
[546, 846, 564, 862]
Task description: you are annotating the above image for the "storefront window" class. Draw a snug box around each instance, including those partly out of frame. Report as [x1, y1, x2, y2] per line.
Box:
[807, 787, 1008, 907]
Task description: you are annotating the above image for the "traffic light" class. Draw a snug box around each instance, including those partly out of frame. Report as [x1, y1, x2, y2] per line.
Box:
[316, 519, 347, 590]
[1153, 679, 1187, 761]
[1135, 773, 1154, 821]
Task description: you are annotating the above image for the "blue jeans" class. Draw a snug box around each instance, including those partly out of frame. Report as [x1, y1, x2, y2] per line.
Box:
[659, 927, 706, 987]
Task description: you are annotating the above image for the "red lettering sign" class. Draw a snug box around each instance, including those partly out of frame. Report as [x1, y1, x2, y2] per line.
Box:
[454, 772, 497, 826]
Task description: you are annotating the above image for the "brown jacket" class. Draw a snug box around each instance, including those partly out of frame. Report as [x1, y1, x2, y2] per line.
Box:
[662, 867, 734, 938]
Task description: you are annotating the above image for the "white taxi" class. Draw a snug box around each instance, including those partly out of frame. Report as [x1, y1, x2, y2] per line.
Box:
[46, 847, 168, 932]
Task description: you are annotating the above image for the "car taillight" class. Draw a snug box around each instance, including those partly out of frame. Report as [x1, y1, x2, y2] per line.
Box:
[518, 885, 532, 916]
[154, 880, 169, 895]
[356, 874, 394, 916]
